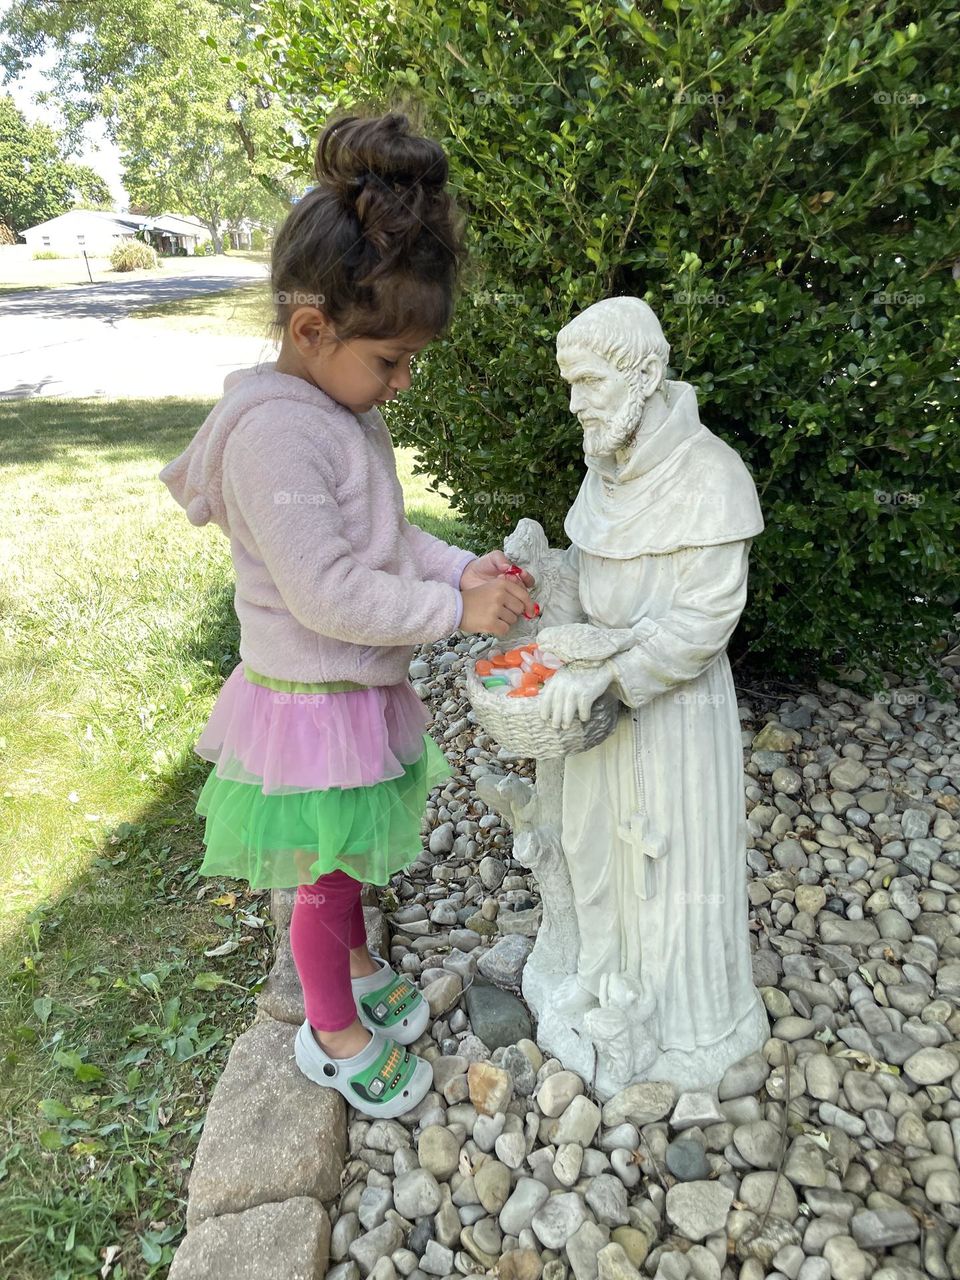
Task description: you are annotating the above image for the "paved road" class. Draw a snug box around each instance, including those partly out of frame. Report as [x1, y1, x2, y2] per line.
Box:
[0, 260, 278, 400]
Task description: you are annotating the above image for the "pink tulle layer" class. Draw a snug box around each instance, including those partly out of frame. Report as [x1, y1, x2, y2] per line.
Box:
[194, 661, 435, 795]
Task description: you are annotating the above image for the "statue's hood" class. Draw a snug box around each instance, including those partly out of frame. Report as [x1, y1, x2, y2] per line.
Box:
[564, 380, 764, 556]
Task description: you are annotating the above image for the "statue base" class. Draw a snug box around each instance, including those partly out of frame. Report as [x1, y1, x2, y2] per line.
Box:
[522, 958, 770, 1100]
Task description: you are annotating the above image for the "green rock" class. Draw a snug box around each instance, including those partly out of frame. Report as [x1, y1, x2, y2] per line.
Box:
[760, 986, 793, 1018]
[463, 978, 533, 1051]
[753, 722, 799, 753]
[795, 884, 826, 915]
[465, 912, 498, 937]
[611, 1220, 657, 1268]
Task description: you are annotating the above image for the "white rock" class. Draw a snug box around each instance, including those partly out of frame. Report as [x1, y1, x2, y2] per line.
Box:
[665, 1181, 734, 1241]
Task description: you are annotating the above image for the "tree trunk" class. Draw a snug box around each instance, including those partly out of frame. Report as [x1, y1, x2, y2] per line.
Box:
[204, 221, 223, 254]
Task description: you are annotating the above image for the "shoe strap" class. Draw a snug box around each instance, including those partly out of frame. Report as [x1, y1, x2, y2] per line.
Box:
[347, 1035, 418, 1105]
[359, 971, 421, 1024]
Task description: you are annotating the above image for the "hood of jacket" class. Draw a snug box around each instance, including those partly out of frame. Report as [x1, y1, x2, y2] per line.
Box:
[158, 359, 363, 535]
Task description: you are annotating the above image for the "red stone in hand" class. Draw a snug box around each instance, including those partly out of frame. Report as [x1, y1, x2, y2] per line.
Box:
[500, 562, 541, 618]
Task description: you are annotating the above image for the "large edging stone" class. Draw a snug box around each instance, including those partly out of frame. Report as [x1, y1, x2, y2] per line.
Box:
[185, 1013, 346, 1227]
[170, 1195, 331, 1279]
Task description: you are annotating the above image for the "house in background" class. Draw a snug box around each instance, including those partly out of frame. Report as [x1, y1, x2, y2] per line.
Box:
[224, 217, 260, 250]
[143, 214, 264, 252]
[21, 209, 149, 256]
[138, 213, 210, 255]
[21, 208, 267, 256]
[20, 209, 213, 256]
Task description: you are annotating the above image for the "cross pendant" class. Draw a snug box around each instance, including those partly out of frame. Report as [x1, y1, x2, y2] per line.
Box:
[616, 810, 667, 900]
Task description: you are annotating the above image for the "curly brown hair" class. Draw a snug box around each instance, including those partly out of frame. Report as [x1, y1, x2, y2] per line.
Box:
[269, 106, 469, 350]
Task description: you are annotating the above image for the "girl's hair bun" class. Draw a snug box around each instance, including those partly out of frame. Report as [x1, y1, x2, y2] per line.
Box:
[269, 106, 467, 346]
[312, 111, 453, 263]
[314, 111, 448, 206]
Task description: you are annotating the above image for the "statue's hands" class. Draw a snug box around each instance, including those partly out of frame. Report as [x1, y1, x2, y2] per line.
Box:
[538, 663, 613, 730]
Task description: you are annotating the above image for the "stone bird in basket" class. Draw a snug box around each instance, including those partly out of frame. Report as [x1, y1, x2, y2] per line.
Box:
[535, 622, 636, 729]
[500, 519, 567, 644]
[502, 519, 561, 595]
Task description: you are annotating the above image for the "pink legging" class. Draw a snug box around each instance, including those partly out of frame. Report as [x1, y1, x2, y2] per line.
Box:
[288, 869, 370, 1031]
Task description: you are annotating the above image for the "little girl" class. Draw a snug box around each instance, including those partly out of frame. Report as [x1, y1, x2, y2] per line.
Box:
[158, 109, 534, 1120]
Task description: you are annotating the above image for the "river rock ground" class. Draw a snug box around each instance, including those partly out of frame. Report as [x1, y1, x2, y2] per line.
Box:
[292, 635, 960, 1280]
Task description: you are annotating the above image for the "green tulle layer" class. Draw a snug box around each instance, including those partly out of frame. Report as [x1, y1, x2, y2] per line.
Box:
[194, 731, 452, 889]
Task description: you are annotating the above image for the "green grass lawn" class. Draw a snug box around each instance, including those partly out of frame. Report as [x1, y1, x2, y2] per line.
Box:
[0, 283, 58, 295]
[0, 395, 476, 1278]
[127, 284, 275, 338]
[0, 248, 270, 297]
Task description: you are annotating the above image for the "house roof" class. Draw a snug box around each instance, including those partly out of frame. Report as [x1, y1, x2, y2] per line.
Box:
[143, 214, 207, 236]
[24, 209, 144, 234]
[157, 213, 208, 231]
[24, 207, 255, 238]
[25, 209, 207, 234]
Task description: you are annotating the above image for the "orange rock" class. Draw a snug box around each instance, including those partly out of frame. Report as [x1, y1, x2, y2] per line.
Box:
[467, 1061, 514, 1115]
[475, 659, 493, 676]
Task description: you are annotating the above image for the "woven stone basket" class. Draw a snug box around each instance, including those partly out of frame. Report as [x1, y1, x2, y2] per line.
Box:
[465, 648, 621, 759]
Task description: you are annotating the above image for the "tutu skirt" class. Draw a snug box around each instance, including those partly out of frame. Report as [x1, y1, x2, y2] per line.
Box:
[192, 661, 452, 888]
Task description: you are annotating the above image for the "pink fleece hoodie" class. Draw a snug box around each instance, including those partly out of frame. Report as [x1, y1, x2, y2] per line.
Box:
[158, 360, 478, 686]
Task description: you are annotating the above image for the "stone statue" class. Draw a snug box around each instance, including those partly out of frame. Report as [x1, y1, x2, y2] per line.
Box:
[482, 296, 770, 1098]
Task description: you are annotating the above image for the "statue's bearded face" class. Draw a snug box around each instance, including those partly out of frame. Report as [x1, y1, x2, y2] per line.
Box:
[557, 346, 647, 461]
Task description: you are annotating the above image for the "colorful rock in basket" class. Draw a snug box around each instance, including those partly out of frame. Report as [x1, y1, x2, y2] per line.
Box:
[474, 644, 563, 698]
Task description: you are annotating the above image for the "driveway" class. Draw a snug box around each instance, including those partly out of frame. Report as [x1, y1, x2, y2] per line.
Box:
[0, 258, 278, 399]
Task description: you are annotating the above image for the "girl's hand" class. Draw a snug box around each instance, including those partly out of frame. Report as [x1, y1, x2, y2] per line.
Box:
[460, 550, 536, 592]
[460, 576, 535, 638]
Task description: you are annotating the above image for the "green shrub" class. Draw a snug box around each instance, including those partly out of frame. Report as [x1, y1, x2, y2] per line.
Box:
[250, 0, 959, 688]
[251, 227, 266, 251]
[110, 240, 160, 272]
[193, 239, 214, 256]
[32, 250, 61, 260]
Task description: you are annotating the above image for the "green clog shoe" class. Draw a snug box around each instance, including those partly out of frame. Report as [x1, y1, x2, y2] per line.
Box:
[352, 951, 431, 1044]
[294, 1019, 433, 1119]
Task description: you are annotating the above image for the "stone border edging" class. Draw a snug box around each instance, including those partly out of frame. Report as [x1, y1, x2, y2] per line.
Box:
[168, 883, 390, 1278]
